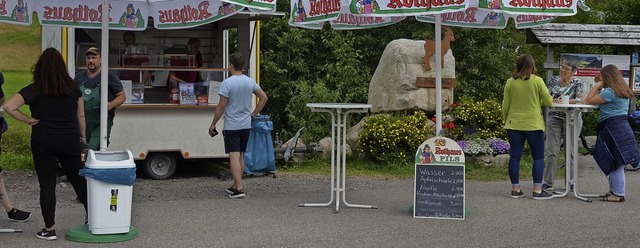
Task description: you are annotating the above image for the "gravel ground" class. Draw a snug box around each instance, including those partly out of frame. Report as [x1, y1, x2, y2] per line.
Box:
[0, 154, 608, 216]
[6, 155, 640, 247]
[1, 161, 405, 213]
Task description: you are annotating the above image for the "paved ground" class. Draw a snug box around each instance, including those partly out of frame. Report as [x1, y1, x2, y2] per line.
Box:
[1, 155, 639, 247]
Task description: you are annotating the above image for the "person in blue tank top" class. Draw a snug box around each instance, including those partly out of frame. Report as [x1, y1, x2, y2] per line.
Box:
[583, 64, 640, 202]
[208, 53, 268, 199]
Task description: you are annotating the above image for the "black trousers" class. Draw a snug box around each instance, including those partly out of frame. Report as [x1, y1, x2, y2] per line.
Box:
[31, 133, 87, 228]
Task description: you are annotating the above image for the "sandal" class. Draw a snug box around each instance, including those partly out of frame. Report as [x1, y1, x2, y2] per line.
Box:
[600, 191, 613, 197]
[601, 194, 625, 202]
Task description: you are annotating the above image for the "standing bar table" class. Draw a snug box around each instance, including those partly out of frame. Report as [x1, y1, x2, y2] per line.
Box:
[548, 103, 599, 202]
[299, 103, 377, 213]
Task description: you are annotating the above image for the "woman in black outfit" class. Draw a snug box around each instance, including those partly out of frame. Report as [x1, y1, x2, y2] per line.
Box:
[4, 48, 87, 241]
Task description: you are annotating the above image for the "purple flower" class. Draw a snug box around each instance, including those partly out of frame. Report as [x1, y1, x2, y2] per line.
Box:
[456, 140, 468, 150]
[464, 125, 478, 136]
[489, 138, 510, 154]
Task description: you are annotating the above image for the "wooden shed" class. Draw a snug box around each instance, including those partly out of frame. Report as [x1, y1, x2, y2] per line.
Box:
[526, 23, 640, 83]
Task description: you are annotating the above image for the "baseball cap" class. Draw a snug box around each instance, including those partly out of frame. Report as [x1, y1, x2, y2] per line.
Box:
[85, 47, 101, 56]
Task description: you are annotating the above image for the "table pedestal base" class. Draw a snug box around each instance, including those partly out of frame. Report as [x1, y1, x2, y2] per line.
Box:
[299, 104, 377, 213]
[553, 186, 600, 202]
[549, 104, 599, 202]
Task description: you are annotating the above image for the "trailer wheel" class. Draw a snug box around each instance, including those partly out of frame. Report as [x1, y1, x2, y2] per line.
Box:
[144, 153, 177, 180]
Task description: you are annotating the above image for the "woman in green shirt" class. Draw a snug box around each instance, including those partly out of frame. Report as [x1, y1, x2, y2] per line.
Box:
[502, 54, 553, 200]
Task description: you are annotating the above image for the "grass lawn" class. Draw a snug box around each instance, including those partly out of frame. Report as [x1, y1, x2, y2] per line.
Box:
[0, 21, 41, 72]
[2, 71, 33, 170]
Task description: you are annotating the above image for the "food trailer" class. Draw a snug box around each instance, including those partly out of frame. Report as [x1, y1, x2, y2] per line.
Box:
[42, 7, 272, 179]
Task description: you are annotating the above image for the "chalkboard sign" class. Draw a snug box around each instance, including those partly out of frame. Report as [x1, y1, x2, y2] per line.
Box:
[413, 137, 465, 219]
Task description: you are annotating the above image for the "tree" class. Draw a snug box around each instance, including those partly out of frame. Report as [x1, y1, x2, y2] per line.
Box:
[259, 0, 622, 142]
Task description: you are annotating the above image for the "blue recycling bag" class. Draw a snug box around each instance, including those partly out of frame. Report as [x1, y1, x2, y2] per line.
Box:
[243, 115, 276, 175]
[79, 167, 136, 186]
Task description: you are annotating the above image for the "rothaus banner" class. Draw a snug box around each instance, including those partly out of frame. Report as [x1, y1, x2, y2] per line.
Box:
[346, 0, 470, 17]
[150, 0, 244, 30]
[477, 0, 577, 16]
[290, 0, 341, 25]
[290, 0, 470, 26]
[416, 6, 556, 29]
[0, 0, 246, 30]
[222, 0, 276, 11]
[290, 0, 404, 30]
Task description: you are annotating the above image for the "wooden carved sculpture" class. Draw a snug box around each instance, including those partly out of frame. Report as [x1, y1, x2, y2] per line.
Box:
[423, 26, 455, 71]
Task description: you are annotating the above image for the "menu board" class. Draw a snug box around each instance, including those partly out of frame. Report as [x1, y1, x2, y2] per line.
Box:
[414, 137, 465, 219]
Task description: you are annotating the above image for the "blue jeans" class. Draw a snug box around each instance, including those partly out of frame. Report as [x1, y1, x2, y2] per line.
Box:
[608, 165, 626, 196]
[507, 129, 545, 186]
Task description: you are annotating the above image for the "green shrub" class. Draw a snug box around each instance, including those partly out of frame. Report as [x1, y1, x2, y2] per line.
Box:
[444, 99, 506, 140]
[358, 111, 434, 164]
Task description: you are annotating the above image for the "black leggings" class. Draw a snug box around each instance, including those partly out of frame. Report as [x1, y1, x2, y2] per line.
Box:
[31, 134, 87, 228]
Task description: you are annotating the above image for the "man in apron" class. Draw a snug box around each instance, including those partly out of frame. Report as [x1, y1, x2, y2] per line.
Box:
[74, 47, 126, 151]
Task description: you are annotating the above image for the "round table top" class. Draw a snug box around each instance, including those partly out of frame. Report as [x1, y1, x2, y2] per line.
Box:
[306, 103, 372, 109]
[550, 103, 599, 109]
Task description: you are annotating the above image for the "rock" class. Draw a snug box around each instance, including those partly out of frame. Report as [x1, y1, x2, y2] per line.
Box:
[492, 154, 510, 168]
[467, 154, 510, 167]
[318, 137, 351, 159]
[347, 119, 364, 144]
[476, 154, 493, 166]
[368, 38, 455, 113]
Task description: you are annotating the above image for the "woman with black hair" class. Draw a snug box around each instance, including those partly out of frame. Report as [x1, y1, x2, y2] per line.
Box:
[4, 48, 88, 240]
